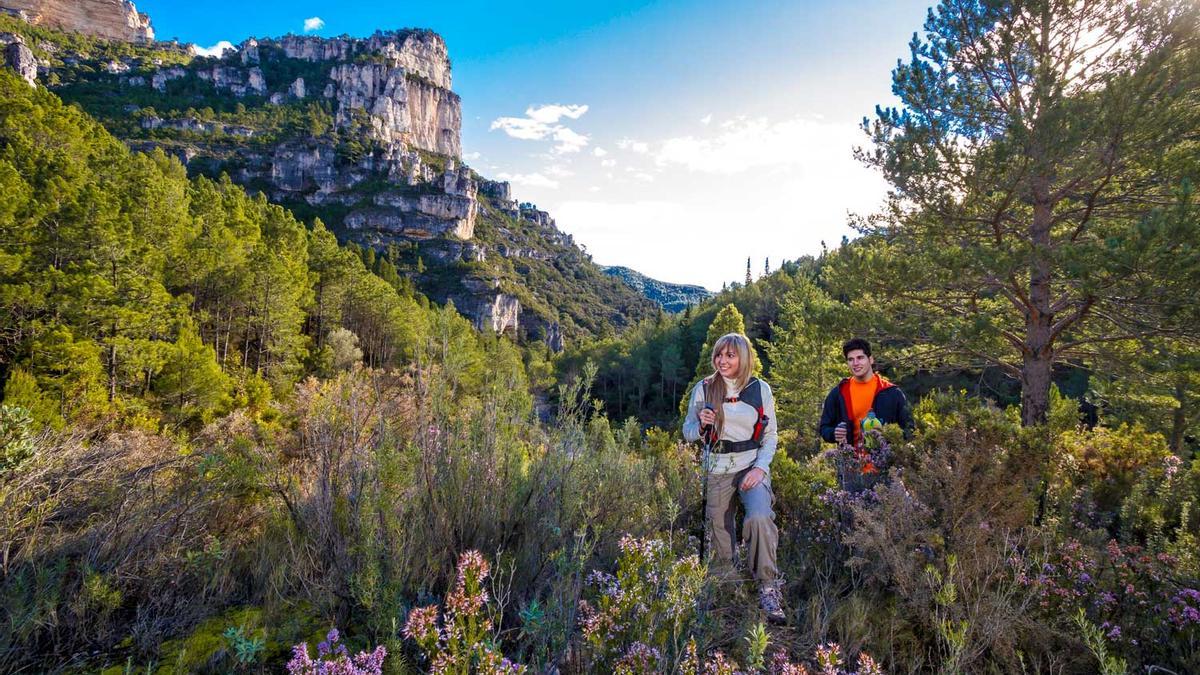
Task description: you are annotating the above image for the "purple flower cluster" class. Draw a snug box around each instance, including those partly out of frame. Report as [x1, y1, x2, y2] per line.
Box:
[614, 642, 662, 674]
[579, 535, 706, 668]
[813, 487, 879, 543]
[1168, 588, 1200, 628]
[286, 628, 386, 675]
[1014, 536, 1200, 663]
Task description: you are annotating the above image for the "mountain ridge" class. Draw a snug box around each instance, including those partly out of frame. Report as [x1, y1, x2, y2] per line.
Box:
[0, 8, 661, 348]
[602, 266, 713, 313]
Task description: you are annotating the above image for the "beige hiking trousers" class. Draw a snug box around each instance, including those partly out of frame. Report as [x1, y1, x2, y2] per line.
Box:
[706, 467, 779, 583]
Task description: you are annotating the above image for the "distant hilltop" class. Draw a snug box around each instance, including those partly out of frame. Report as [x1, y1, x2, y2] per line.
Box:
[0, 0, 153, 43]
[603, 266, 713, 313]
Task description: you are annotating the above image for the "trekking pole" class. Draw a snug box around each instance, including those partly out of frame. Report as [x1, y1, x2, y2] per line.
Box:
[699, 403, 715, 563]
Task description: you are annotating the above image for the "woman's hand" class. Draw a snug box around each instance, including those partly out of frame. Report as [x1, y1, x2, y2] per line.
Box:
[698, 407, 716, 428]
[740, 467, 766, 491]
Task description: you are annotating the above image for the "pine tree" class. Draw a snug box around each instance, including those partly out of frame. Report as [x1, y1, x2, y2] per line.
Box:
[680, 303, 763, 414]
[745, 257, 752, 286]
[764, 257, 770, 277]
[764, 278, 845, 451]
[839, 0, 1200, 425]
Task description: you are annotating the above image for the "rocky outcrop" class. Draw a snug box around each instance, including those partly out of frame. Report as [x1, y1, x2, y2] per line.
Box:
[603, 266, 714, 313]
[1, 33, 36, 85]
[451, 281, 519, 335]
[480, 180, 511, 203]
[240, 38, 259, 65]
[270, 143, 337, 193]
[520, 205, 556, 229]
[194, 64, 266, 97]
[355, 186, 476, 240]
[275, 30, 451, 89]
[479, 293, 520, 335]
[139, 114, 254, 137]
[327, 62, 461, 158]
[150, 66, 184, 92]
[0, 0, 153, 43]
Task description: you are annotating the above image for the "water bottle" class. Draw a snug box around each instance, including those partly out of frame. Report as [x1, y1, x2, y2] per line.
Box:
[862, 410, 882, 434]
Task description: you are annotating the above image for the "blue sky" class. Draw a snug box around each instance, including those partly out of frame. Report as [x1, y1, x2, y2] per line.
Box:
[137, 0, 932, 290]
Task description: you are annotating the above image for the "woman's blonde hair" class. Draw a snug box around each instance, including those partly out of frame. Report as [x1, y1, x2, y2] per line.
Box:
[703, 333, 755, 440]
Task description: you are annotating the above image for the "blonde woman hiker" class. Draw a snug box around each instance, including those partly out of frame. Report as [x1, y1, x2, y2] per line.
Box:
[682, 332, 784, 623]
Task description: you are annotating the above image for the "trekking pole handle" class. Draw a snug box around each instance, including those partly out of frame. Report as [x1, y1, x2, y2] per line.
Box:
[700, 403, 715, 471]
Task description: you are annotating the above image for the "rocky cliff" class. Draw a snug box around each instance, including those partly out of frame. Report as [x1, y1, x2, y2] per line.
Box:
[0, 13, 660, 346]
[0, 32, 35, 84]
[0, 0, 152, 43]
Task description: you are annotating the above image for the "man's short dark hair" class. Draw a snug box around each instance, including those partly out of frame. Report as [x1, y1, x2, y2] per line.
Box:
[843, 338, 872, 358]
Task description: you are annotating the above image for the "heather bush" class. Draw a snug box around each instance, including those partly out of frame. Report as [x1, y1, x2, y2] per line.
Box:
[577, 534, 707, 671]
[1017, 535, 1200, 672]
[403, 550, 523, 673]
[405, 547, 881, 675]
[827, 394, 1046, 671]
[287, 627, 387, 675]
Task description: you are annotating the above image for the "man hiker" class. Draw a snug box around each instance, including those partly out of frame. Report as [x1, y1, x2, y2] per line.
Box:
[819, 337, 914, 451]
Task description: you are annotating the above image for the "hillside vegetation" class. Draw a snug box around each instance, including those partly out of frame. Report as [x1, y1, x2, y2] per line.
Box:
[0, 14, 661, 345]
[2, 0, 1200, 673]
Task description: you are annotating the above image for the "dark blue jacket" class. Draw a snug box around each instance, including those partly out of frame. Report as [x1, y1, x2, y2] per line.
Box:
[819, 374, 914, 444]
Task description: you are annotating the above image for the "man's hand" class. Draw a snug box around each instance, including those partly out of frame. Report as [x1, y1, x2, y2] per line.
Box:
[740, 467, 766, 491]
[834, 422, 848, 444]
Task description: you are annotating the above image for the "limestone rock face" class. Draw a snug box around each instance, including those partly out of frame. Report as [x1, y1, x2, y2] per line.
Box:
[290, 77, 305, 99]
[0, 0, 154, 43]
[275, 30, 451, 89]
[150, 65, 184, 92]
[480, 180, 511, 203]
[240, 39, 259, 65]
[362, 183, 477, 240]
[520, 205, 556, 230]
[139, 114, 253, 137]
[270, 143, 337, 193]
[1, 34, 36, 85]
[194, 65, 265, 97]
[478, 294, 520, 335]
[327, 62, 461, 158]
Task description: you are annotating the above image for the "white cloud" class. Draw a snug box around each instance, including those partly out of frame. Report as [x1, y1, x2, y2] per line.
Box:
[616, 138, 650, 154]
[593, 147, 608, 157]
[700, 113, 713, 125]
[527, 104, 588, 123]
[194, 40, 235, 57]
[490, 104, 590, 154]
[551, 127, 589, 154]
[601, 158, 617, 168]
[463, 151, 482, 161]
[495, 172, 560, 189]
[655, 116, 863, 175]
[303, 17, 325, 33]
[546, 114, 889, 290]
